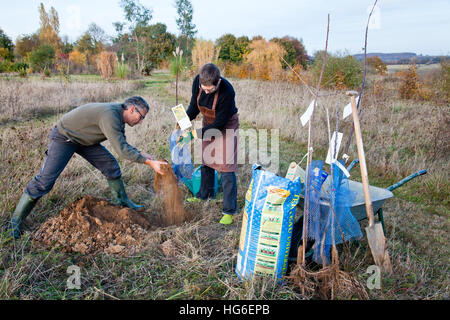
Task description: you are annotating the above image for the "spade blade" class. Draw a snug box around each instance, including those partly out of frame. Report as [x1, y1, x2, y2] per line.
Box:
[365, 222, 393, 273]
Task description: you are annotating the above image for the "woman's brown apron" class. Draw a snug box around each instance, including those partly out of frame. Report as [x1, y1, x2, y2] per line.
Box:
[197, 84, 239, 173]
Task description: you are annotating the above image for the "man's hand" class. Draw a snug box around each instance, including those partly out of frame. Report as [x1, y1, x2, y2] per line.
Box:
[141, 152, 155, 161]
[176, 129, 198, 148]
[145, 159, 167, 175]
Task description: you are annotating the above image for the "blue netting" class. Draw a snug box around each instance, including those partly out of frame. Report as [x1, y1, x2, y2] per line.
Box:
[303, 160, 363, 265]
[169, 129, 194, 181]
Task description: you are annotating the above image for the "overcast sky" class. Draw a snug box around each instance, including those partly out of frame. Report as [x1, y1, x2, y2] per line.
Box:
[1, 0, 449, 56]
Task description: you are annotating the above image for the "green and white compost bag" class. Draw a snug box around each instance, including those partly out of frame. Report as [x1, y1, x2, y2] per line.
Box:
[236, 164, 303, 281]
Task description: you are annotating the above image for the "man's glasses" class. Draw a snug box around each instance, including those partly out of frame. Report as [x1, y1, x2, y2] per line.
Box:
[135, 108, 145, 121]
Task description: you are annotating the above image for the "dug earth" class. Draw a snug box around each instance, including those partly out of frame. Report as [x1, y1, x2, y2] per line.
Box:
[33, 196, 156, 255]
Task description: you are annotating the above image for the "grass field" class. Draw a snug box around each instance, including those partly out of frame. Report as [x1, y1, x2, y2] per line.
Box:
[387, 63, 441, 76]
[0, 71, 448, 300]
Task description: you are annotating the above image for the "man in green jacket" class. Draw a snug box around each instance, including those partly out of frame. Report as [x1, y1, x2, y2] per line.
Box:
[8, 96, 166, 239]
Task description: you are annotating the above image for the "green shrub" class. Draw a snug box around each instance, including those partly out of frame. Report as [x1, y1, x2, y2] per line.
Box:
[29, 44, 55, 73]
[141, 61, 155, 76]
[169, 55, 188, 76]
[14, 62, 29, 77]
[13, 62, 28, 71]
[311, 52, 363, 90]
[43, 67, 51, 77]
[116, 62, 128, 79]
[0, 60, 14, 73]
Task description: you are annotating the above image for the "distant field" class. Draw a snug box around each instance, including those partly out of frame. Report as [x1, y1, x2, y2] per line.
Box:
[387, 63, 441, 75]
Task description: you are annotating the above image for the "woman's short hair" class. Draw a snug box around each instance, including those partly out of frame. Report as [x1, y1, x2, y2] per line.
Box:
[199, 63, 221, 86]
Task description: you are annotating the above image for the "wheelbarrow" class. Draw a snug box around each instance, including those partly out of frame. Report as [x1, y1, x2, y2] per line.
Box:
[288, 162, 427, 262]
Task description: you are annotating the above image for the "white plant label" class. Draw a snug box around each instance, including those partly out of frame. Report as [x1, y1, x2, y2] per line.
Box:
[172, 104, 192, 131]
[326, 131, 343, 164]
[343, 96, 359, 119]
[300, 99, 315, 127]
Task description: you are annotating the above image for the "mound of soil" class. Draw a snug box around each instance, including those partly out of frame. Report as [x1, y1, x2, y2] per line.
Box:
[33, 196, 154, 255]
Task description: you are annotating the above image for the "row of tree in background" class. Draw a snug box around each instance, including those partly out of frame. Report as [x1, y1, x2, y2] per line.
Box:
[0, 0, 196, 78]
[0, 0, 371, 89]
[0, 1, 315, 81]
[0, 0, 448, 102]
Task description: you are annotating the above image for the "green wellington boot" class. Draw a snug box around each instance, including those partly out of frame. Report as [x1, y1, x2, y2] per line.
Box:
[107, 177, 144, 211]
[9, 192, 38, 239]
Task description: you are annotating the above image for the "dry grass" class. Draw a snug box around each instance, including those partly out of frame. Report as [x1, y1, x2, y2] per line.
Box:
[0, 71, 448, 300]
[177, 75, 449, 177]
[0, 77, 144, 124]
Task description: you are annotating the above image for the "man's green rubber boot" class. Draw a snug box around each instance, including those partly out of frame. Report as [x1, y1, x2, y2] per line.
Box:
[9, 192, 38, 239]
[219, 214, 233, 225]
[107, 177, 144, 212]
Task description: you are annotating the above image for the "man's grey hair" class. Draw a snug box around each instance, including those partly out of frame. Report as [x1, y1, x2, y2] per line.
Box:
[123, 96, 149, 112]
[199, 63, 221, 86]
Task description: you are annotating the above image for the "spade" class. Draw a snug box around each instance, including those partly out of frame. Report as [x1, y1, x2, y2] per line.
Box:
[346, 90, 393, 274]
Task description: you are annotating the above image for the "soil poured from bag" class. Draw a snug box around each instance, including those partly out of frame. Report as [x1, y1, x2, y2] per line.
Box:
[154, 163, 192, 226]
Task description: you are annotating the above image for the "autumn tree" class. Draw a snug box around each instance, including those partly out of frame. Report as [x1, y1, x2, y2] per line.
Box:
[191, 39, 219, 72]
[97, 51, 118, 79]
[272, 36, 308, 69]
[114, 0, 153, 74]
[243, 39, 286, 81]
[74, 24, 108, 72]
[399, 64, 421, 99]
[367, 56, 387, 75]
[140, 23, 176, 74]
[69, 49, 87, 73]
[174, 0, 197, 57]
[0, 29, 14, 61]
[216, 34, 249, 63]
[38, 3, 62, 56]
[15, 33, 40, 61]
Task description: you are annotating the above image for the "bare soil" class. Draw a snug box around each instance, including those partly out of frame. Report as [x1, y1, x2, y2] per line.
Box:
[32, 166, 194, 256]
[33, 195, 156, 255]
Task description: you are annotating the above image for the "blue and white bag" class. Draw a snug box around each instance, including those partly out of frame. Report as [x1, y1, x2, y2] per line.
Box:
[236, 164, 303, 281]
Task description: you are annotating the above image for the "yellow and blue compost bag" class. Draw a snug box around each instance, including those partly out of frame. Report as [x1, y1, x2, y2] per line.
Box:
[236, 164, 303, 281]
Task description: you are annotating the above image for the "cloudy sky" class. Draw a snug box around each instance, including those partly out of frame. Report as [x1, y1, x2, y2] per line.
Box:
[1, 0, 449, 56]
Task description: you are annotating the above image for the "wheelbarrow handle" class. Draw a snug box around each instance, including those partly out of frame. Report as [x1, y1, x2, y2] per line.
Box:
[346, 159, 359, 172]
[387, 169, 427, 191]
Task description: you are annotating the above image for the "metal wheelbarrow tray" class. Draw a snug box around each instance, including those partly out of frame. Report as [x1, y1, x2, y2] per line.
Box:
[288, 168, 427, 262]
[296, 167, 427, 231]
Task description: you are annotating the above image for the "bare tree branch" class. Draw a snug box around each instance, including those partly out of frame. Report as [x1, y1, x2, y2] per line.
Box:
[302, 13, 330, 266]
[343, 0, 378, 156]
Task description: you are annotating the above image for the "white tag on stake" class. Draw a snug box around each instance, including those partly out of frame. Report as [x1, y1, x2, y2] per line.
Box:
[343, 96, 359, 119]
[325, 131, 343, 164]
[300, 99, 315, 127]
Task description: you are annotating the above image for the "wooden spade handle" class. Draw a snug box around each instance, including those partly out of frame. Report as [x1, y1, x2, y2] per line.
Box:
[347, 91, 375, 227]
